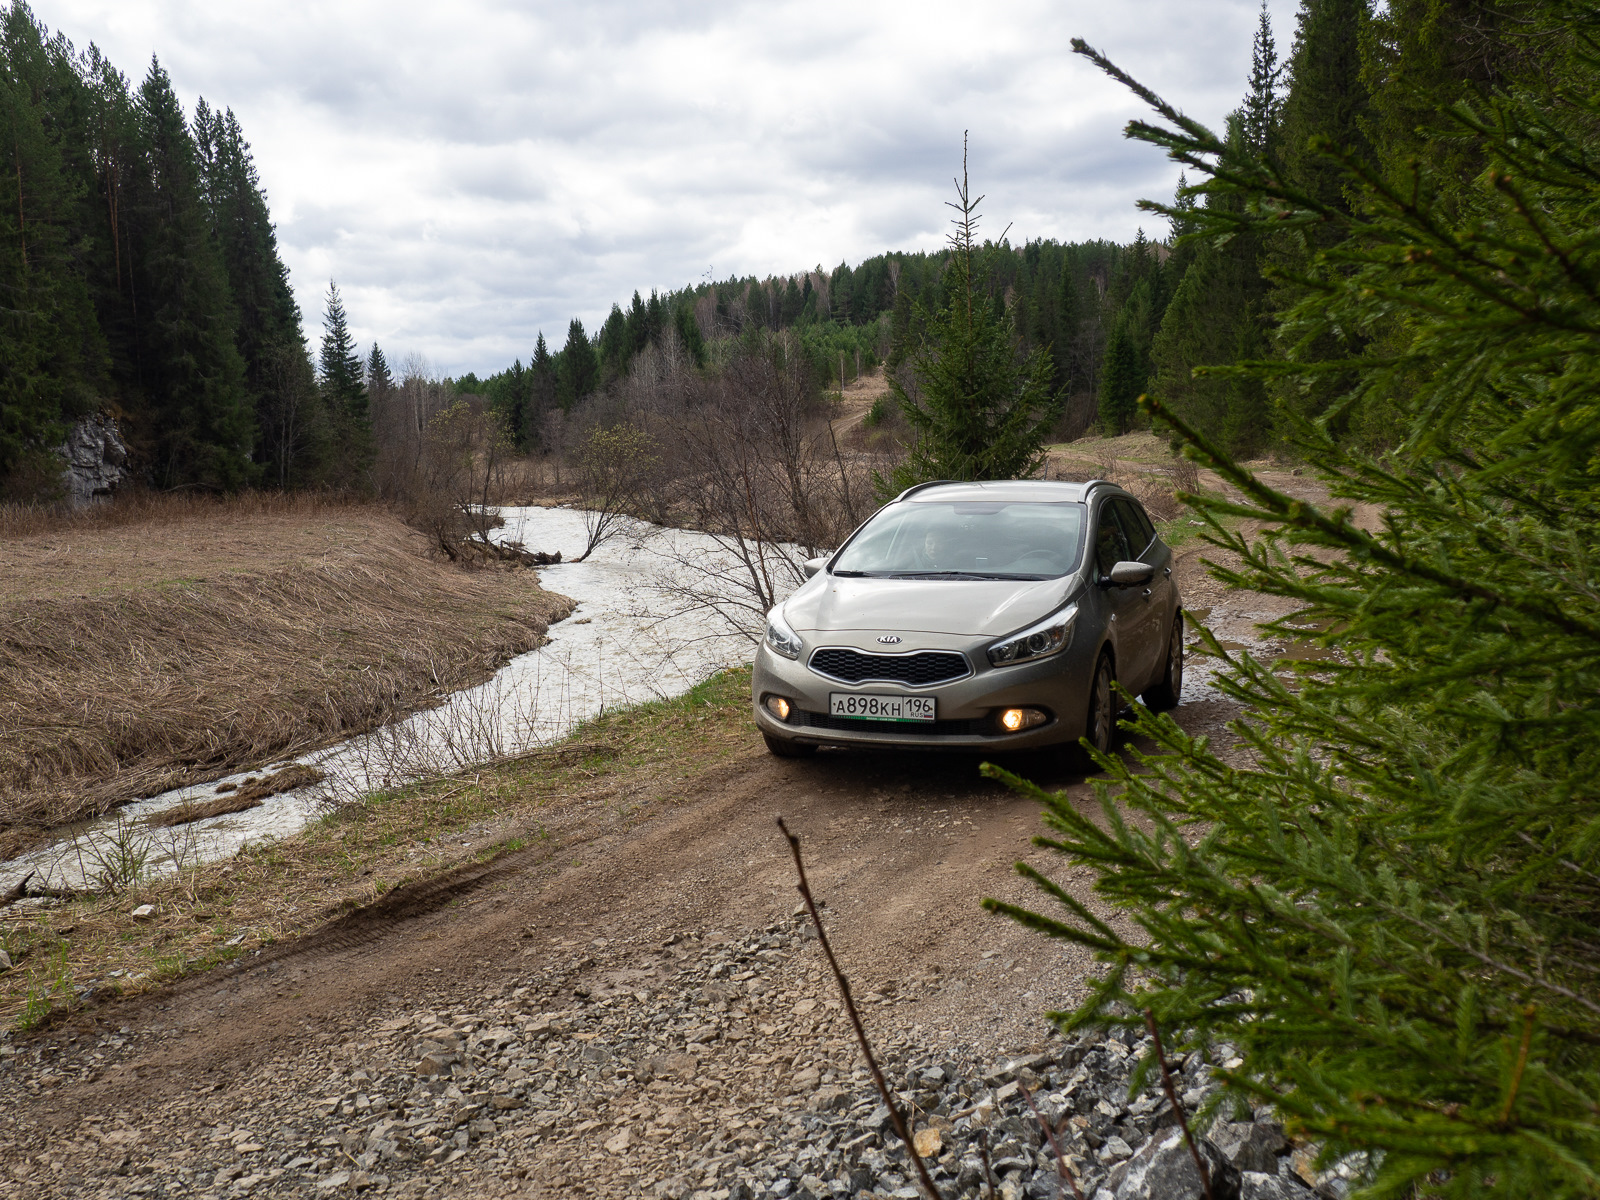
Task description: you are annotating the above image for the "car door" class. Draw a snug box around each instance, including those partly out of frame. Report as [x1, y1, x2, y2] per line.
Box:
[1090, 497, 1147, 688]
[1110, 497, 1167, 689]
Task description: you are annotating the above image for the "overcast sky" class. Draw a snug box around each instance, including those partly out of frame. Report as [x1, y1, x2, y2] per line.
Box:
[35, 0, 1298, 377]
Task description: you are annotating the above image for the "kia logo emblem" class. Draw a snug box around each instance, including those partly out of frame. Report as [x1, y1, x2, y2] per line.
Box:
[877, 634, 902, 644]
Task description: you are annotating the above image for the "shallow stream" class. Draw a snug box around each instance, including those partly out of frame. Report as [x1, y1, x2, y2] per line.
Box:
[0, 513, 1288, 893]
[0, 508, 769, 892]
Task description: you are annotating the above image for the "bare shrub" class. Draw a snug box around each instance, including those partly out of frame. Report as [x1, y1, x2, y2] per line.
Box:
[573, 424, 659, 561]
[1164, 450, 1201, 496]
[371, 355, 456, 502]
[397, 399, 515, 561]
[633, 333, 877, 636]
[1122, 474, 1183, 522]
[1091, 441, 1120, 482]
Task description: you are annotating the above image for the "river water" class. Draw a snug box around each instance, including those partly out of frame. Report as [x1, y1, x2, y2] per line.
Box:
[0, 507, 776, 892]
[1, 509, 1256, 893]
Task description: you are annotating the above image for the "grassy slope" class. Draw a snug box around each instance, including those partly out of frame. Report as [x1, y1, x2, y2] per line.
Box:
[0, 495, 573, 857]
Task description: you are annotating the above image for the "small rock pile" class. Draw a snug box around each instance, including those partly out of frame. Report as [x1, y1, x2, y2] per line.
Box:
[0, 912, 1368, 1200]
[735, 1031, 1362, 1200]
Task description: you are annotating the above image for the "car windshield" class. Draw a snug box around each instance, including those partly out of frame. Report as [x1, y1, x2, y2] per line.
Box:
[832, 500, 1086, 579]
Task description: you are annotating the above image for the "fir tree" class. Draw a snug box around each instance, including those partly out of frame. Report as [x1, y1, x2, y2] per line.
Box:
[672, 303, 706, 367]
[597, 303, 629, 380]
[997, 33, 1600, 1195]
[1242, 0, 1281, 156]
[555, 317, 597, 410]
[1096, 318, 1140, 435]
[366, 342, 392, 394]
[1279, 0, 1372, 221]
[125, 58, 253, 490]
[194, 101, 313, 486]
[528, 331, 556, 447]
[1150, 120, 1274, 456]
[875, 141, 1058, 499]
[318, 280, 371, 483]
[0, 4, 107, 495]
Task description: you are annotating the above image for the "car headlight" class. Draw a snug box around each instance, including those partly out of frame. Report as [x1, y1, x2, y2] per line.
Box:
[987, 605, 1076, 667]
[765, 607, 803, 660]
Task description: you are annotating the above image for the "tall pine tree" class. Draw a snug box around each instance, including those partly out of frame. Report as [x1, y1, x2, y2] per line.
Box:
[125, 59, 253, 490]
[876, 145, 1058, 498]
[528, 332, 556, 448]
[318, 280, 371, 485]
[555, 317, 597, 410]
[0, 4, 107, 495]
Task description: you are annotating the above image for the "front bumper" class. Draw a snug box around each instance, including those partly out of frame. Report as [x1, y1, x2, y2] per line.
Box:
[750, 633, 1097, 752]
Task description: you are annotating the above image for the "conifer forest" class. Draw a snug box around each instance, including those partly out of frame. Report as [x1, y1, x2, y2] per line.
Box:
[3, 0, 1600, 1193]
[1, 0, 1548, 500]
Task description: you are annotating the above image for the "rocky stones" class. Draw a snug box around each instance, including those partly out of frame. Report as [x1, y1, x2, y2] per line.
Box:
[603, 1128, 632, 1154]
[1107, 1130, 1242, 1200]
[647, 1051, 699, 1082]
[55, 413, 127, 506]
[1242, 1171, 1315, 1200]
[416, 1051, 457, 1077]
[130, 904, 156, 921]
[2, 910, 1336, 1200]
[1210, 1120, 1290, 1174]
[805, 1084, 851, 1113]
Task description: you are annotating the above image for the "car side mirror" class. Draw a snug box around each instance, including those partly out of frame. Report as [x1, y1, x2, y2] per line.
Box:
[803, 556, 828, 579]
[1106, 560, 1155, 588]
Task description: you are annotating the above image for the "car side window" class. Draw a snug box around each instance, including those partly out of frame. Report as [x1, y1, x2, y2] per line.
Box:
[1093, 503, 1132, 578]
[1114, 498, 1155, 557]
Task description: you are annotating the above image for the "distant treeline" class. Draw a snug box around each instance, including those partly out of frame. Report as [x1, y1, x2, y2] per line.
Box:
[1, 0, 1551, 498]
[473, 0, 1502, 464]
[458, 237, 1165, 453]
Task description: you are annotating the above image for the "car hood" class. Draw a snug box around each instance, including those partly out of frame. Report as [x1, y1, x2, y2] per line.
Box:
[784, 574, 1079, 638]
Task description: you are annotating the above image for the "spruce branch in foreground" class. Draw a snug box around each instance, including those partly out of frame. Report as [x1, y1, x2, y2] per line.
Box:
[982, 23, 1600, 1200]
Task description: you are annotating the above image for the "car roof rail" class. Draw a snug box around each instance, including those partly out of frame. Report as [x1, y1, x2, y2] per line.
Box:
[893, 479, 962, 502]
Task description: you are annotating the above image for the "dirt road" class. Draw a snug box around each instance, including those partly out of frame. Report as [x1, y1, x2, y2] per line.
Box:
[0, 535, 1297, 1200]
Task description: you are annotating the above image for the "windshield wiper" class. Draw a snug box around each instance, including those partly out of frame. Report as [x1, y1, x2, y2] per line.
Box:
[888, 570, 1040, 580]
[830, 569, 871, 576]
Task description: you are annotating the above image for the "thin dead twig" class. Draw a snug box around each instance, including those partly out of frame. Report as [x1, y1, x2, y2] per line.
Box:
[777, 816, 943, 1200]
[1143, 1008, 1214, 1200]
[1020, 1080, 1086, 1200]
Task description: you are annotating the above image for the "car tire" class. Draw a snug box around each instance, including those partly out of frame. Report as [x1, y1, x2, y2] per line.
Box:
[1142, 615, 1184, 711]
[762, 732, 816, 758]
[1083, 651, 1116, 760]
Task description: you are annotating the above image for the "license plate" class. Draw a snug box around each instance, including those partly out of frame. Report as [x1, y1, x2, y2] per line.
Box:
[828, 692, 936, 722]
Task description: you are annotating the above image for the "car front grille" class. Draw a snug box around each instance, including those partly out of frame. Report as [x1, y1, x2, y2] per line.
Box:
[799, 711, 987, 737]
[807, 647, 970, 687]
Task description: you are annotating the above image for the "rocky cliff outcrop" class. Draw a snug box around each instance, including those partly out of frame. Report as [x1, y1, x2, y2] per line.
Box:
[56, 414, 127, 505]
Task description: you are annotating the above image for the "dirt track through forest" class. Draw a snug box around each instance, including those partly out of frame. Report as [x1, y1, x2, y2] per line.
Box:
[0, 502, 1312, 1200]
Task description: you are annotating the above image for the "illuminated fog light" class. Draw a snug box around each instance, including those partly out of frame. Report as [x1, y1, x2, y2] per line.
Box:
[766, 696, 792, 721]
[999, 707, 1047, 732]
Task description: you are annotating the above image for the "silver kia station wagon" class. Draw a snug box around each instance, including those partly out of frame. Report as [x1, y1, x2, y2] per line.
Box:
[751, 479, 1183, 760]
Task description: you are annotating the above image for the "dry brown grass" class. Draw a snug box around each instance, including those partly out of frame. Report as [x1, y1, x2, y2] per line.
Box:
[0, 500, 573, 858]
[0, 488, 362, 541]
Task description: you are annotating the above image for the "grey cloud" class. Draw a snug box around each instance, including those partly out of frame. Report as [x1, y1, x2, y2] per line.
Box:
[38, 0, 1299, 374]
